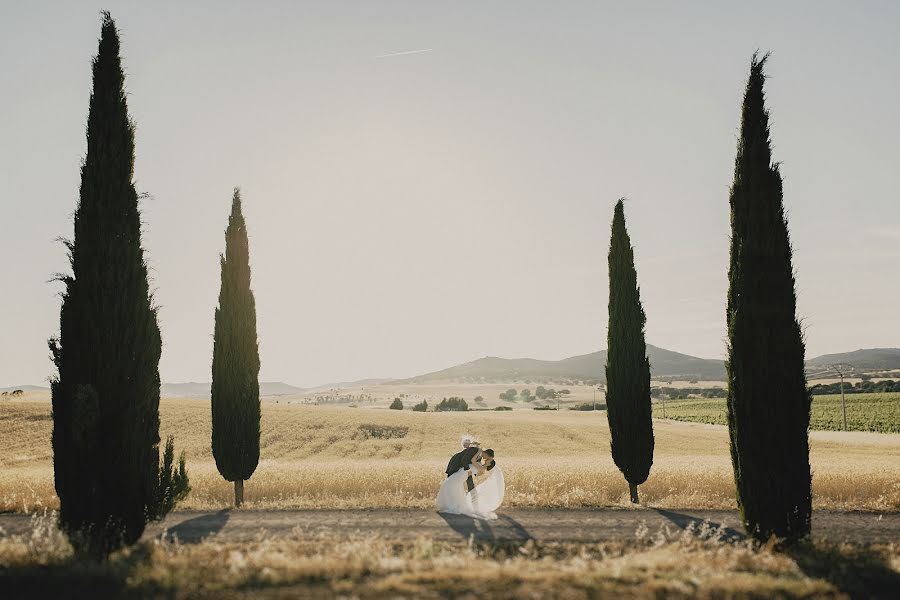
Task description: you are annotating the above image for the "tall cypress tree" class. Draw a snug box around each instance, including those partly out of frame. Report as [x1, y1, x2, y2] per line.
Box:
[605, 199, 654, 503]
[50, 12, 163, 555]
[726, 54, 811, 543]
[211, 188, 261, 507]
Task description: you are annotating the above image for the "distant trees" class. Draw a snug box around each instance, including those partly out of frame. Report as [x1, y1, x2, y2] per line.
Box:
[49, 13, 186, 556]
[726, 54, 811, 543]
[435, 397, 468, 411]
[412, 400, 428, 412]
[810, 380, 899, 395]
[390, 397, 404, 410]
[211, 189, 261, 509]
[605, 199, 654, 504]
[519, 388, 534, 402]
[499, 389, 518, 402]
[473, 396, 485, 404]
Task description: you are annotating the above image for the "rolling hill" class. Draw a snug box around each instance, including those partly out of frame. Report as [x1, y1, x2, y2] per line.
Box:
[161, 381, 306, 398]
[395, 345, 728, 383]
[805, 348, 900, 371]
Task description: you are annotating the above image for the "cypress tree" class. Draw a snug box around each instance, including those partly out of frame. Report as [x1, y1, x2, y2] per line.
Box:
[211, 188, 261, 507]
[50, 12, 163, 555]
[605, 199, 654, 503]
[726, 53, 811, 543]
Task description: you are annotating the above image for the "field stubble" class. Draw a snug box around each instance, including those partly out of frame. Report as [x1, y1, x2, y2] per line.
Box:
[0, 511, 897, 598]
[1, 397, 898, 513]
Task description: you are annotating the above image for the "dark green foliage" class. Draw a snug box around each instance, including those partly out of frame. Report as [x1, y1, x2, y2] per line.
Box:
[494, 406, 512, 411]
[499, 389, 518, 402]
[390, 397, 404, 410]
[49, 12, 165, 556]
[435, 397, 468, 412]
[810, 380, 899, 394]
[211, 189, 261, 490]
[605, 199, 654, 502]
[412, 400, 428, 412]
[570, 402, 607, 411]
[146, 436, 190, 521]
[726, 54, 811, 543]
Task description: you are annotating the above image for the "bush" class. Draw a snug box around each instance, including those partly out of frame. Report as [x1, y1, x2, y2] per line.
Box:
[499, 389, 518, 402]
[435, 397, 468, 412]
[146, 436, 190, 521]
[412, 400, 428, 412]
[389, 398, 404, 410]
[570, 402, 607, 411]
[474, 396, 485, 404]
[494, 406, 512, 411]
[533, 405, 556, 411]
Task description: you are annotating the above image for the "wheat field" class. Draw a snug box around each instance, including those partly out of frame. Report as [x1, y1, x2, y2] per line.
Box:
[2, 394, 898, 513]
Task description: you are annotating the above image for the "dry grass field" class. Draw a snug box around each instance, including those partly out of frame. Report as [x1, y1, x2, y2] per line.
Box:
[1, 512, 898, 598]
[2, 393, 898, 514]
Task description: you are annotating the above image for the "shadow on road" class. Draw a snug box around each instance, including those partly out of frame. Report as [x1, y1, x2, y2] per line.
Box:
[652, 508, 745, 542]
[437, 512, 533, 544]
[164, 509, 231, 544]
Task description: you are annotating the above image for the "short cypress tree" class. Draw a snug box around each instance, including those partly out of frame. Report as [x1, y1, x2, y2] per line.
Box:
[605, 199, 654, 504]
[211, 188, 261, 508]
[726, 53, 811, 543]
[50, 12, 164, 555]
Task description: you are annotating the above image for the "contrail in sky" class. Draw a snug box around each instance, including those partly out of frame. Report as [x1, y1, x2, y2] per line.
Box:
[374, 48, 433, 59]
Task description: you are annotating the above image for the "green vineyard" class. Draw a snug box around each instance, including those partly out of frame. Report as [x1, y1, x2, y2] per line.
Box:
[652, 392, 900, 433]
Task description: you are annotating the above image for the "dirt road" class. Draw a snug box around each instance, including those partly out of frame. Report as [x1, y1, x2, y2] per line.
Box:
[2, 508, 897, 545]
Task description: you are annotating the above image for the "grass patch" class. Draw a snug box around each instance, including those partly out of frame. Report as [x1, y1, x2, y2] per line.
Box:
[1, 512, 897, 598]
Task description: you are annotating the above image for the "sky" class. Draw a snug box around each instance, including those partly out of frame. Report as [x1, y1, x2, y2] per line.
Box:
[1, 1, 898, 388]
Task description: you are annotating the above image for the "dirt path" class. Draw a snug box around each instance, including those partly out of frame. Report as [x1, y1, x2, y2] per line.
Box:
[2, 508, 897, 545]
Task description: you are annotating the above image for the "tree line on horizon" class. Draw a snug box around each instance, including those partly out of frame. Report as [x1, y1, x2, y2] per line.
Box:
[49, 13, 811, 557]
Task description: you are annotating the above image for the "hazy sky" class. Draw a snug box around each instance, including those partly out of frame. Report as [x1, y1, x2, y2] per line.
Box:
[1, 1, 898, 388]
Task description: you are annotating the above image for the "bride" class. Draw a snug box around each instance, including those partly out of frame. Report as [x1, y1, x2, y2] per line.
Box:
[436, 447, 505, 520]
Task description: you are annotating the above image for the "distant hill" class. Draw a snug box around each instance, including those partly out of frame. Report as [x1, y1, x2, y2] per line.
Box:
[0, 384, 49, 393]
[396, 345, 727, 383]
[806, 348, 900, 371]
[161, 381, 306, 399]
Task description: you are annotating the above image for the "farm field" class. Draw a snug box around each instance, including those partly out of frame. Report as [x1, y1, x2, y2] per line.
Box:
[652, 392, 900, 433]
[1, 510, 898, 598]
[2, 396, 898, 513]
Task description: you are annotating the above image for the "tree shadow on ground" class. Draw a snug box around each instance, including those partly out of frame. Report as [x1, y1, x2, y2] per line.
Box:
[438, 512, 533, 552]
[652, 508, 745, 542]
[164, 509, 231, 544]
[789, 542, 900, 600]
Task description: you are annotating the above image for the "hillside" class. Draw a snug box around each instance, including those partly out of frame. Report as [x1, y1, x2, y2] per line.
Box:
[396, 344, 727, 383]
[161, 381, 306, 398]
[806, 348, 900, 371]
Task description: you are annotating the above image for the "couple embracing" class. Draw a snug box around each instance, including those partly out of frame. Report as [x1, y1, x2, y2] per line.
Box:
[435, 435, 505, 520]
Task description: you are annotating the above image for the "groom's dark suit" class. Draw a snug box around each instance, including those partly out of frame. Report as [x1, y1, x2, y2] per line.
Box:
[445, 446, 479, 492]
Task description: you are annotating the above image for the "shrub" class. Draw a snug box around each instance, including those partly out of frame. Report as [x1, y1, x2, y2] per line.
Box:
[412, 400, 428, 412]
[389, 398, 403, 410]
[435, 397, 468, 412]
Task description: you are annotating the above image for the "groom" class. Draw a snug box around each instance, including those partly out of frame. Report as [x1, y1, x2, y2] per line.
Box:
[445, 440, 480, 493]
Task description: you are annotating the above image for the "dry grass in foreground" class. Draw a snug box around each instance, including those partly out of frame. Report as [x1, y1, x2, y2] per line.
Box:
[0, 513, 898, 599]
[2, 399, 899, 512]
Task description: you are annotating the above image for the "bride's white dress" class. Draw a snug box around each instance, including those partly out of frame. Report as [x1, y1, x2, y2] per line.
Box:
[436, 466, 505, 520]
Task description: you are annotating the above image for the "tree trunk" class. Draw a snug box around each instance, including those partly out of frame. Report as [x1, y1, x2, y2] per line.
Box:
[234, 479, 244, 508]
[629, 482, 639, 504]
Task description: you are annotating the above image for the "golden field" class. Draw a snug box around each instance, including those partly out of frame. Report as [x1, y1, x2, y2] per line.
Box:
[2, 393, 898, 514]
[2, 512, 897, 598]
